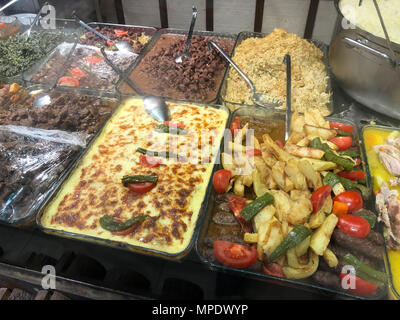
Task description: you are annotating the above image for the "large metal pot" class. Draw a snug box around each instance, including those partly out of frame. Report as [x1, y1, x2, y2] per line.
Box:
[329, 0, 400, 119]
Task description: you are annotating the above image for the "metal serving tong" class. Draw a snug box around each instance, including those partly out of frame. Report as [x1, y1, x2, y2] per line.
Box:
[23, 2, 48, 38]
[100, 47, 169, 122]
[284, 54, 292, 142]
[208, 40, 282, 108]
[175, 6, 198, 63]
[371, 0, 400, 68]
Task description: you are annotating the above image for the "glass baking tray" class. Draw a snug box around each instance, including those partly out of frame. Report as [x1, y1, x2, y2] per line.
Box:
[0, 84, 119, 227]
[53, 23, 157, 97]
[361, 124, 400, 300]
[35, 97, 231, 261]
[195, 105, 388, 299]
[0, 19, 80, 85]
[116, 28, 239, 105]
[219, 31, 334, 115]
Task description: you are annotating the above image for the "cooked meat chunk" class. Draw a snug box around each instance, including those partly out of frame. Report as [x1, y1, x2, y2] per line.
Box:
[375, 182, 400, 249]
[374, 144, 400, 176]
[331, 229, 383, 261]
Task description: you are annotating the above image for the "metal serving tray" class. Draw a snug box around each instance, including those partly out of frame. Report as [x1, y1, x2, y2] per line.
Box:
[35, 98, 231, 261]
[195, 105, 388, 300]
[0, 84, 119, 228]
[219, 31, 334, 115]
[116, 28, 238, 105]
[0, 19, 80, 85]
[53, 23, 157, 97]
[361, 124, 400, 300]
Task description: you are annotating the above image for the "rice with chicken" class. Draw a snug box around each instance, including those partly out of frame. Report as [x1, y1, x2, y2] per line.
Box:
[223, 29, 331, 115]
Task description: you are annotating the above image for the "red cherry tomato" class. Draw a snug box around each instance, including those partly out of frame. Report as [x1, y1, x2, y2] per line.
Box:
[70, 67, 86, 79]
[230, 116, 241, 134]
[227, 195, 247, 216]
[333, 191, 363, 213]
[114, 29, 128, 36]
[139, 155, 161, 168]
[329, 136, 353, 151]
[329, 122, 354, 133]
[106, 40, 115, 47]
[0, 22, 5, 28]
[311, 185, 332, 213]
[262, 262, 285, 278]
[213, 169, 232, 194]
[354, 158, 361, 167]
[337, 170, 366, 181]
[213, 241, 257, 268]
[127, 182, 156, 194]
[338, 214, 371, 238]
[246, 149, 262, 157]
[85, 56, 104, 64]
[57, 76, 79, 87]
[340, 273, 377, 296]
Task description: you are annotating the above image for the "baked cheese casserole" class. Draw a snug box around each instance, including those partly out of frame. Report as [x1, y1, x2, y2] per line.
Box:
[40, 98, 228, 255]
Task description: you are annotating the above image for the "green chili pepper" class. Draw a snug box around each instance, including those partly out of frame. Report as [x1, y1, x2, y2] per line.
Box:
[99, 214, 150, 232]
[240, 192, 274, 222]
[154, 124, 188, 135]
[342, 253, 387, 283]
[122, 175, 158, 187]
[136, 147, 179, 159]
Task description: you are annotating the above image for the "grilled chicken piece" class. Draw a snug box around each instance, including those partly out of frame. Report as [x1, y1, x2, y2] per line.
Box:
[375, 182, 400, 249]
[386, 137, 400, 148]
[374, 144, 400, 176]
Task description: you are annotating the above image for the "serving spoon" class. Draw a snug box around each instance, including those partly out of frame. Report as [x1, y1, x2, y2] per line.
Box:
[283, 54, 292, 142]
[207, 40, 282, 108]
[175, 6, 198, 63]
[73, 12, 132, 53]
[100, 47, 169, 122]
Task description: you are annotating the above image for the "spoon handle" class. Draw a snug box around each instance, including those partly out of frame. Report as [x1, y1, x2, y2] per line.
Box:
[208, 40, 256, 92]
[25, 1, 48, 36]
[284, 54, 291, 142]
[183, 6, 198, 53]
[73, 12, 111, 42]
[100, 47, 144, 95]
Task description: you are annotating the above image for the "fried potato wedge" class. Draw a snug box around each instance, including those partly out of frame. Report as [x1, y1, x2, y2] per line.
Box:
[310, 214, 338, 256]
[323, 248, 339, 268]
[301, 158, 337, 171]
[253, 205, 276, 233]
[298, 159, 323, 190]
[284, 144, 325, 160]
[304, 109, 330, 129]
[262, 134, 294, 162]
[304, 125, 337, 140]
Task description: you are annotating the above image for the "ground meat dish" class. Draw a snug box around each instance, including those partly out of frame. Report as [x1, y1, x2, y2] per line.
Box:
[121, 34, 234, 102]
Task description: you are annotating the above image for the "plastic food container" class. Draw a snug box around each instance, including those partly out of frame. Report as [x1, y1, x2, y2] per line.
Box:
[219, 31, 334, 115]
[0, 85, 119, 227]
[195, 105, 387, 299]
[117, 28, 238, 104]
[361, 124, 400, 300]
[36, 98, 230, 260]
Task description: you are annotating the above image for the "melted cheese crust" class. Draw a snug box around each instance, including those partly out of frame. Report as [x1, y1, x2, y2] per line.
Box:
[40, 98, 228, 255]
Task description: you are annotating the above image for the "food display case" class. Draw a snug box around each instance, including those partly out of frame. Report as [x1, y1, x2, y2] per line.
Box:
[1, 0, 400, 302]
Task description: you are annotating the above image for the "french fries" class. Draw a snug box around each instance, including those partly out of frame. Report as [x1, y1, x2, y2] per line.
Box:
[284, 144, 325, 160]
[310, 214, 339, 255]
[298, 159, 323, 190]
[323, 248, 339, 268]
[304, 125, 337, 140]
[284, 159, 308, 190]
